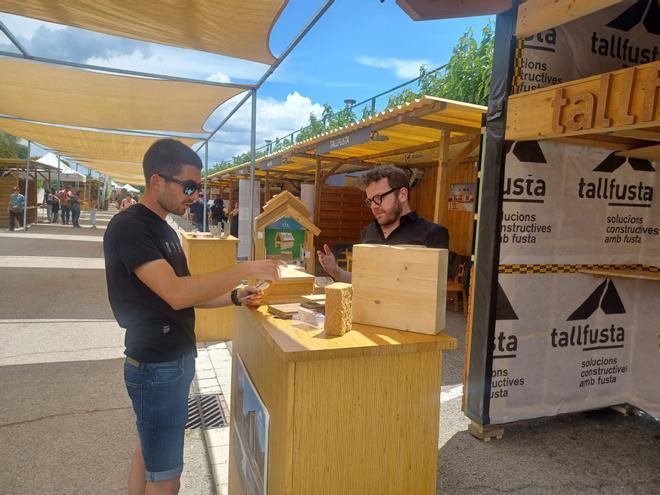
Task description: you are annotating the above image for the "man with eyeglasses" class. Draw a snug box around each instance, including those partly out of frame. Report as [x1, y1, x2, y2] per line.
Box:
[318, 164, 449, 283]
[103, 139, 281, 495]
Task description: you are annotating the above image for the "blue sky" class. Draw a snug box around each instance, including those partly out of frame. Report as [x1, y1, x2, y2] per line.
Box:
[0, 0, 490, 173]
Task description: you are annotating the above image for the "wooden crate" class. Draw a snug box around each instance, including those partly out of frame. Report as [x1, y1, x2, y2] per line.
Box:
[351, 244, 448, 335]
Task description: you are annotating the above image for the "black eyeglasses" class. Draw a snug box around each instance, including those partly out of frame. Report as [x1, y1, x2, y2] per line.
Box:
[158, 174, 202, 196]
[364, 187, 400, 208]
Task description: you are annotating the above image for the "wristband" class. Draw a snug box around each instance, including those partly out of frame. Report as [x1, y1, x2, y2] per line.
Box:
[231, 288, 242, 306]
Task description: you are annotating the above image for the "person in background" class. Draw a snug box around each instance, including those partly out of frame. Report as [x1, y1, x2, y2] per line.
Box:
[70, 190, 82, 228]
[58, 186, 71, 225]
[228, 201, 239, 238]
[189, 194, 206, 232]
[47, 188, 60, 224]
[7, 186, 25, 231]
[318, 164, 449, 283]
[88, 200, 97, 228]
[209, 196, 226, 234]
[120, 194, 135, 211]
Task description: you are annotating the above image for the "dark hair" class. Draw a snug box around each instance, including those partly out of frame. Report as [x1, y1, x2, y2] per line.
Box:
[143, 139, 202, 186]
[362, 165, 410, 191]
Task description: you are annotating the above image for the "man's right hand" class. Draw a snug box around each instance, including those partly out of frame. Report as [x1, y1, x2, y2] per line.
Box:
[317, 244, 338, 278]
[245, 259, 283, 282]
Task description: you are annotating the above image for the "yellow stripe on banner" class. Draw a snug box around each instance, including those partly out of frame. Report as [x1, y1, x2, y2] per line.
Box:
[498, 264, 659, 274]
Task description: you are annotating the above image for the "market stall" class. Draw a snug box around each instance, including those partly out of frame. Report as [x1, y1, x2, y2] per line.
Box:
[393, 0, 660, 438]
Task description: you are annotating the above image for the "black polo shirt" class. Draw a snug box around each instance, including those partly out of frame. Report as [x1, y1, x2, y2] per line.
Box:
[361, 211, 449, 248]
[103, 204, 196, 362]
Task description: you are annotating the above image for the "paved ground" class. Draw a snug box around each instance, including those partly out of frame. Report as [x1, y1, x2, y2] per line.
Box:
[0, 211, 214, 495]
[1, 211, 658, 495]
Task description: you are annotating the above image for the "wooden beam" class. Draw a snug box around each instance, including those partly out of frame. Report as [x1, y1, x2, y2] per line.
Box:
[400, 117, 480, 135]
[264, 171, 271, 203]
[506, 62, 660, 141]
[516, 0, 622, 38]
[321, 163, 344, 181]
[314, 158, 322, 226]
[616, 144, 660, 160]
[447, 136, 481, 169]
[611, 128, 660, 142]
[434, 130, 450, 225]
[553, 133, 648, 151]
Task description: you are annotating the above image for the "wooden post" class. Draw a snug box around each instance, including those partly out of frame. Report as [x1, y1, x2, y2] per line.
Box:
[314, 158, 322, 227]
[434, 130, 450, 225]
[265, 171, 271, 203]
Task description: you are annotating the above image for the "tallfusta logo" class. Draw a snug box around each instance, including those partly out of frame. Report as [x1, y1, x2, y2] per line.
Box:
[504, 141, 548, 204]
[607, 0, 660, 35]
[591, 0, 659, 66]
[493, 283, 518, 359]
[577, 152, 655, 208]
[551, 279, 626, 351]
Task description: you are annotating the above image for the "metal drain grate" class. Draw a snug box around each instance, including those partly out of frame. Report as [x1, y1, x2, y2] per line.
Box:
[186, 393, 229, 429]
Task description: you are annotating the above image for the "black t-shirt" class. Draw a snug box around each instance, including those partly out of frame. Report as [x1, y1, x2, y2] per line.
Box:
[103, 204, 195, 362]
[361, 211, 449, 248]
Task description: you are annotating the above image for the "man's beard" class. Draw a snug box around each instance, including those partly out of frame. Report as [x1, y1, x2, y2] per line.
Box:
[157, 194, 187, 216]
[377, 198, 402, 227]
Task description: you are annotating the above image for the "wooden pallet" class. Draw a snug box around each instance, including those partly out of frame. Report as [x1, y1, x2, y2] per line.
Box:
[468, 421, 504, 442]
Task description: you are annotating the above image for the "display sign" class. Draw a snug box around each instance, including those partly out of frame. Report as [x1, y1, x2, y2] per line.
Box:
[488, 272, 660, 424]
[516, 0, 659, 94]
[499, 140, 659, 265]
[232, 356, 270, 495]
[316, 126, 372, 154]
[448, 183, 475, 212]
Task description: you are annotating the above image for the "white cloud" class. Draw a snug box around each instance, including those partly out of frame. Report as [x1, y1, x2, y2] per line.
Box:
[205, 91, 323, 163]
[355, 55, 429, 79]
[207, 72, 231, 83]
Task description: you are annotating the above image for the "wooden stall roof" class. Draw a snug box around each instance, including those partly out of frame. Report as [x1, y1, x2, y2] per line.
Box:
[209, 96, 485, 187]
[396, 0, 512, 20]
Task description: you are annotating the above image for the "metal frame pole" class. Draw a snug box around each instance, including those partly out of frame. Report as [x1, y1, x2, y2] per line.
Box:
[23, 141, 31, 230]
[57, 154, 61, 190]
[203, 142, 209, 232]
[248, 88, 257, 260]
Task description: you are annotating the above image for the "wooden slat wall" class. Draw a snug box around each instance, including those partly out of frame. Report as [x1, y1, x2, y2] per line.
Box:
[1, 177, 37, 226]
[317, 185, 372, 249]
[410, 162, 477, 256]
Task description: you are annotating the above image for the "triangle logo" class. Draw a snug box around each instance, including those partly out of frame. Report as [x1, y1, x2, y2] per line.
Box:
[593, 152, 655, 173]
[607, 0, 660, 35]
[506, 141, 547, 164]
[567, 279, 626, 321]
[496, 283, 518, 320]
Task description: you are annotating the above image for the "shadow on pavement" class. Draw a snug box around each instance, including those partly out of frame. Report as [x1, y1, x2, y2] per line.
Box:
[437, 409, 660, 495]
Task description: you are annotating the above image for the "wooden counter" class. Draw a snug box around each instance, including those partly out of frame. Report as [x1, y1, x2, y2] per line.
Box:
[181, 233, 238, 341]
[229, 306, 457, 495]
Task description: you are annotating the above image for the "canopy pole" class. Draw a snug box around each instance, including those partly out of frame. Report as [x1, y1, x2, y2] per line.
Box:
[248, 88, 257, 261]
[23, 141, 31, 230]
[57, 154, 61, 190]
[203, 142, 209, 232]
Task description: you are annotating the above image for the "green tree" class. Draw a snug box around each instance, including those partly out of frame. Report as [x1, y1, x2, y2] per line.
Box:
[0, 131, 28, 158]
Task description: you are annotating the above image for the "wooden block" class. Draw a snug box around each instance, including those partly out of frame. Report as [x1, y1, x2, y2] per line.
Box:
[468, 421, 504, 442]
[352, 244, 447, 335]
[251, 265, 315, 304]
[267, 303, 301, 319]
[324, 282, 353, 336]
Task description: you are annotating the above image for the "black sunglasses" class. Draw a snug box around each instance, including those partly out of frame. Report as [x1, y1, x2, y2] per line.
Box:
[158, 174, 202, 196]
[364, 187, 400, 208]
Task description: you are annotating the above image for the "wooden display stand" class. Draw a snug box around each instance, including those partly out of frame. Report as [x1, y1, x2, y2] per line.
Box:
[181, 233, 238, 341]
[253, 191, 320, 274]
[228, 306, 457, 495]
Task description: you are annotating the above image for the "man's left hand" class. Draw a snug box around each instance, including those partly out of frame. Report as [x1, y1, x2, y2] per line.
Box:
[238, 287, 264, 307]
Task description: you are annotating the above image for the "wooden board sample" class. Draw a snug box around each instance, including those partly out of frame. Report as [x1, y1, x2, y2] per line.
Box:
[267, 303, 301, 319]
[253, 264, 315, 304]
[351, 244, 448, 335]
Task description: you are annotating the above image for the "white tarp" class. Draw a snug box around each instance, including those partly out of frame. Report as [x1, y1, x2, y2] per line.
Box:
[36, 152, 86, 182]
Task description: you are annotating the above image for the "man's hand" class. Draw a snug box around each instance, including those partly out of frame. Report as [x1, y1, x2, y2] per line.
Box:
[243, 259, 283, 282]
[238, 286, 264, 307]
[317, 244, 338, 278]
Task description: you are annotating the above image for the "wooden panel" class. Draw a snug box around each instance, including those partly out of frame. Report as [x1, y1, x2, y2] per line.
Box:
[352, 244, 448, 335]
[506, 61, 660, 141]
[242, 306, 456, 363]
[516, 0, 622, 38]
[181, 234, 238, 341]
[317, 185, 372, 249]
[0, 176, 15, 227]
[616, 143, 660, 160]
[292, 350, 442, 495]
[578, 268, 660, 282]
[229, 308, 296, 495]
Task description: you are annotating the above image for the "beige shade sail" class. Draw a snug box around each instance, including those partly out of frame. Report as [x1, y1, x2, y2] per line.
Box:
[0, 57, 244, 133]
[0, 117, 201, 165]
[0, 0, 288, 64]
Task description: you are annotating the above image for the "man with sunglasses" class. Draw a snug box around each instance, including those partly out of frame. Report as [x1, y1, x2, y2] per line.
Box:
[104, 139, 281, 495]
[318, 164, 449, 283]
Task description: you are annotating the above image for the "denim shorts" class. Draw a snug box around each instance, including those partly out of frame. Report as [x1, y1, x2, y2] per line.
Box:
[124, 352, 195, 482]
